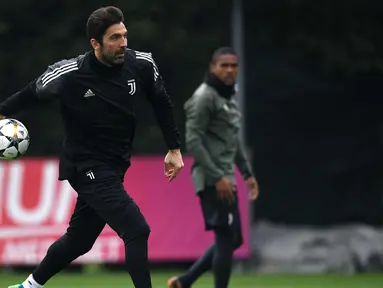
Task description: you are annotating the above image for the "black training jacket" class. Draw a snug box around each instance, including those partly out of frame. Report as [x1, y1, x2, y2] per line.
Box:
[0, 49, 181, 179]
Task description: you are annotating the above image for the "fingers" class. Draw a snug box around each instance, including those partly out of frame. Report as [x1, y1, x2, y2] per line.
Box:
[164, 161, 184, 183]
[248, 189, 259, 201]
[228, 184, 235, 204]
[217, 188, 235, 204]
[168, 169, 178, 182]
[164, 161, 173, 175]
[226, 193, 235, 204]
[217, 189, 224, 201]
[165, 168, 174, 177]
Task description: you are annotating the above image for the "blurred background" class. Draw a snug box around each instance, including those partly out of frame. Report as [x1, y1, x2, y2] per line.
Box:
[1, 0, 383, 287]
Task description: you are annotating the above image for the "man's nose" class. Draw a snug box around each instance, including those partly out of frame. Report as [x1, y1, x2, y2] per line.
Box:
[120, 38, 127, 47]
[227, 66, 234, 73]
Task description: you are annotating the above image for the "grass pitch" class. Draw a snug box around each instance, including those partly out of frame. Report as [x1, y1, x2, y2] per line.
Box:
[0, 271, 383, 287]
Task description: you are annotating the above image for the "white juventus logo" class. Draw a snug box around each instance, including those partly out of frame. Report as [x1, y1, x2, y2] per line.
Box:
[86, 170, 95, 179]
[128, 79, 136, 95]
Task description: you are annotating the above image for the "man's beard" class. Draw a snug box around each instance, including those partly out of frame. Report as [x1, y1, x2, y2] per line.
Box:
[101, 50, 125, 66]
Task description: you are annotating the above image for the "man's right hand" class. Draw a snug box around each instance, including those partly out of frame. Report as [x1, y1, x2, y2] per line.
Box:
[164, 149, 184, 183]
[215, 176, 234, 203]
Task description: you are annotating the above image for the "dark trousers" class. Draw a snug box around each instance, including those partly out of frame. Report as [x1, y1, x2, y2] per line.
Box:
[32, 163, 152, 287]
[179, 186, 243, 288]
[199, 186, 243, 243]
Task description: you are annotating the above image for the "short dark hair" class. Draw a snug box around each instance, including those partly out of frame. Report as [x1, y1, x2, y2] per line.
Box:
[87, 6, 124, 43]
[211, 46, 237, 63]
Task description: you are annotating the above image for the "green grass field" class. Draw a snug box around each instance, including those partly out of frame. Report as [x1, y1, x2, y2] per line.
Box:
[0, 272, 383, 288]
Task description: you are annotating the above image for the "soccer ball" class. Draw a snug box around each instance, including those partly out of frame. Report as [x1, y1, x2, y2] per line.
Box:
[0, 118, 30, 160]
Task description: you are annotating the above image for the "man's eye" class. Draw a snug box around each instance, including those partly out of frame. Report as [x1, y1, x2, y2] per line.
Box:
[221, 63, 237, 68]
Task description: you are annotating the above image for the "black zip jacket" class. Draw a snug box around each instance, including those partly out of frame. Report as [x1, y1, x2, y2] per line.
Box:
[0, 49, 181, 180]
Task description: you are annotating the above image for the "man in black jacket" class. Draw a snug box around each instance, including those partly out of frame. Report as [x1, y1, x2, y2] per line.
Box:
[4, 6, 183, 288]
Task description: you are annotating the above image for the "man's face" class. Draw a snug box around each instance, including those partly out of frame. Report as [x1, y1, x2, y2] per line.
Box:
[210, 54, 238, 85]
[96, 22, 128, 66]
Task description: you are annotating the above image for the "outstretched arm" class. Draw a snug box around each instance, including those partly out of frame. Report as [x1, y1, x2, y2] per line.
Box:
[0, 59, 75, 118]
[0, 79, 39, 118]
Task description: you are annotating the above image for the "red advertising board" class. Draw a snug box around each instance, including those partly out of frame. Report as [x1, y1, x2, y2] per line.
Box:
[0, 157, 250, 264]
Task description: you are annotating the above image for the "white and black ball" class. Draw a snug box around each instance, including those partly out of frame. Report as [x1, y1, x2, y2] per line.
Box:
[0, 118, 30, 160]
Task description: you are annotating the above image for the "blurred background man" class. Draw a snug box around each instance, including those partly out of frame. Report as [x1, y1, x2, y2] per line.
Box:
[168, 47, 258, 288]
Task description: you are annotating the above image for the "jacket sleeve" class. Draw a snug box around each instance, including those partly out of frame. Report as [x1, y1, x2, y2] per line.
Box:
[185, 92, 225, 182]
[140, 52, 181, 150]
[0, 79, 39, 116]
[35, 60, 77, 101]
[235, 138, 255, 180]
[0, 60, 76, 117]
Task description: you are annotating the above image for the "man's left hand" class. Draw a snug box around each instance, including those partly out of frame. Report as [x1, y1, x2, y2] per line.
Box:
[246, 177, 259, 201]
[164, 149, 184, 182]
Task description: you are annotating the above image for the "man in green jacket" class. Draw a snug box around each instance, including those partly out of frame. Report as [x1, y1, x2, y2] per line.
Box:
[168, 47, 259, 288]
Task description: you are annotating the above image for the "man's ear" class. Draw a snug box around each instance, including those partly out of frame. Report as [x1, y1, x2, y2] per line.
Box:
[90, 38, 101, 51]
[209, 62, 215, 72]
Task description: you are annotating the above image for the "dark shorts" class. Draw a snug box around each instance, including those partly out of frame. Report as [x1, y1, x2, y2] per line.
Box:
[199, 186, 243, 246]
[66, 163, 150, 244]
